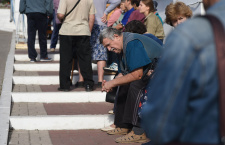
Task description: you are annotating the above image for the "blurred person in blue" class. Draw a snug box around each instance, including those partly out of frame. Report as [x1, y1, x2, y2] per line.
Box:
[141, 0, 224, 144]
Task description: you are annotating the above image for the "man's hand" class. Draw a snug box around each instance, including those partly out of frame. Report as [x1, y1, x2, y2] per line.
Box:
[101, 13, 107, 23]
[115, 23, 123, 30]
[102, 80, 113, 92]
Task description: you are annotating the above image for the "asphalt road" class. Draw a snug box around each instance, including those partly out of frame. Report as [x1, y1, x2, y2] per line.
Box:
[0, 30, 12, 95]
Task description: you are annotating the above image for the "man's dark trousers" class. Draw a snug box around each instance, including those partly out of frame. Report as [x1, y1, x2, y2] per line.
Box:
[59, 35, 94, 89]
[27, 13, 48, 59]
[114, 79, 149, 128]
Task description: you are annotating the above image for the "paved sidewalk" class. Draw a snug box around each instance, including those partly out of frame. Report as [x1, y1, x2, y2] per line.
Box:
[0, 30, 12, 96]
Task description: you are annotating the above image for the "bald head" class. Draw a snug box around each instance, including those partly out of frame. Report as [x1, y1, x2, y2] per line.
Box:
[203, 0, 220, 10]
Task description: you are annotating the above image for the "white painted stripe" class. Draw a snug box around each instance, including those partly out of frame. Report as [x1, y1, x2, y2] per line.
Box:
[12, 92, 106, 103]
[35, 43, 59, 49]
[14, 63, 98, 71]
[10, 115, 114, 130]
[13, 75, 114, 85]
[15, 54, 60, 61]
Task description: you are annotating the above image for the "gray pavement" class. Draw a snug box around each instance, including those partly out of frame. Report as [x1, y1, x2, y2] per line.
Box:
[0, 30, 12, 96]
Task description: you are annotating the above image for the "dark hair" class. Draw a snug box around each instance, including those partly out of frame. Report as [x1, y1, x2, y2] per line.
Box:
[131, 0, 140, 7]
[124, 20, 147, 34]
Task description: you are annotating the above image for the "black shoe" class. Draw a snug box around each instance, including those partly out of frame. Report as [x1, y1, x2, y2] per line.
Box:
[85, 85, 93, 92]
[58, 87, 70, 92]
[75, 81, 84, 88]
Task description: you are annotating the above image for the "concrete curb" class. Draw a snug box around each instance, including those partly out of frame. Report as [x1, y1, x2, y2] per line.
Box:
[0, 30, 15, 145]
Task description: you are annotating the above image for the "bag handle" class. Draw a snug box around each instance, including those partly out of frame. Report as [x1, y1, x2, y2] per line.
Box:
[64, 0, 80, 19]
[202, 14, 225, 144]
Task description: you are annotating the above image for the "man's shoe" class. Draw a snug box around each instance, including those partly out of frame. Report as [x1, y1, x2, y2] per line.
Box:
[58, 87, 70, 92]
[107, 128, 130, 135]
[30, 58, 36, 62]
[85, 85, 93, 92]
[115, 131, 150, 143]
[40, 57, 52, 62]
[75, 81, 84, 88]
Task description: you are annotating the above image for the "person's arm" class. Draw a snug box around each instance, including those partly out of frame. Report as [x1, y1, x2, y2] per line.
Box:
[114, 23, 123, 30]
[57, 0, 66, 22]
[57, 13, 65, 22]
[104, 0, 120, 16]
[19, 0, 26, 14]
[102, 67, 143, 92]
[107, 9, 121, 27]
[89, 14, 95, 32]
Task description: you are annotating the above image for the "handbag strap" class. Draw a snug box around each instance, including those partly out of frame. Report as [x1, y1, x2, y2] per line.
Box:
[65, 0, 80, 18]
[202, 14, 225, 144]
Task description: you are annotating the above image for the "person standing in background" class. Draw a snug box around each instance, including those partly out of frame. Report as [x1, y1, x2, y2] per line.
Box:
[50, 0, 62, 52]
[19, 0, 53, 62]
[57, 0, 95, 92]
[90, 0, 120, 87]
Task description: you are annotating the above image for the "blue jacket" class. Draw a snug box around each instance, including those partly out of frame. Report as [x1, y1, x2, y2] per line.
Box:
[19, 0, 53, 16]
[141, 0, 225, 144]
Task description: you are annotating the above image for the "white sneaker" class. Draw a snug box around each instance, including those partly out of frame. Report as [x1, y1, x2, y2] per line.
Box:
[108, 110, 114, 114]
[103, 63, 118, 72]
[101, 125, 115, 132]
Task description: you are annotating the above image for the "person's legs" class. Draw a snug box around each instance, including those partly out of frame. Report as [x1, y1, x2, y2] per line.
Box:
[114, 84, 132, 129]
[97, 60, 106, 83]
[90, 24, 107, 85]
[26, 13, 37, 60]
[36, 13, 48, 59]
[123, 79, 149, 125]
[50, 10, 61, 50]
[75, 36, 94, 89]
[59, 35, 73, 90]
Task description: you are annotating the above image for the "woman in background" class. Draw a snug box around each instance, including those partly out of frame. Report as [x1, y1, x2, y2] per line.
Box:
[165, 1, 193, 27]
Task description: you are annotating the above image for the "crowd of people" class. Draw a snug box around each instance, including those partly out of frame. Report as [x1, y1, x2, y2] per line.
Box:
[19, 0, 224, 144]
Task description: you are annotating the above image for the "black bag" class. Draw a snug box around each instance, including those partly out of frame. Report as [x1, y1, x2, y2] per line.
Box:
[105, 86, 118, 103]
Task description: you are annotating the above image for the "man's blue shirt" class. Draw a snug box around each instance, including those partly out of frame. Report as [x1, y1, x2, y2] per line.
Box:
[125, 40, 151, 72]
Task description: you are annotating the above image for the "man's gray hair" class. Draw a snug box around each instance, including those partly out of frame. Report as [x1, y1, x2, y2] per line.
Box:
[99, 27, 122, 44]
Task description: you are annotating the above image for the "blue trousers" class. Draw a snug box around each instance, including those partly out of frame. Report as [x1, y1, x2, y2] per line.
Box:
[50, 9, 61, 49]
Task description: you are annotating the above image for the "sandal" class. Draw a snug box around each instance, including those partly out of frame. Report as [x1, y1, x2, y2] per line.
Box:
[107, 127, 130, 135]
[115, 131, 150, 143]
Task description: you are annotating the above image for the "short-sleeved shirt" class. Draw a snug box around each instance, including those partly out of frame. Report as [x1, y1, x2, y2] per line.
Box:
[58, 0, 96, 36]
[124, 40, 151, 72]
